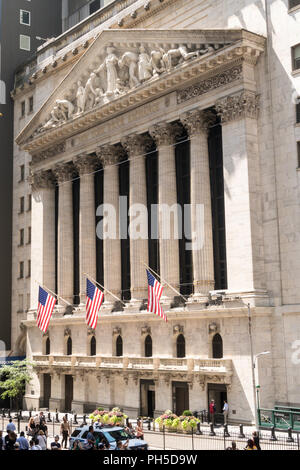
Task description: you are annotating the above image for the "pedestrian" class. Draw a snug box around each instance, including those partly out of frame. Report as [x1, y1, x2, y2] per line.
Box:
[60, 415, 70, 449]
[14, 442, 20, 450]
[17, 431, 29, 450]
[209, 399, 216, 425]
[30, 438, 42, 450]
[223, 400, 229, 426]
[116, 439, 129, 450]
[244, 439, 257, 450]
[6, 418, 16, 433]
[36, 430, 47, 450]
[50, 435, 61, 450]
[252, 431, 261, 450]
[27, 416, 36, 438]
[226, 441, 238, 451]
[136, 419, 144, 440]
[86, 426, 96, 450]
[0, 431, 3, 451]
[5, 431, 17, 450]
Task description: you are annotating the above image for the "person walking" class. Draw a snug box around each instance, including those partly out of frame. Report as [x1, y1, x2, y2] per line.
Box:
[0, 431, 3, 451]
[27, 416, 36, 438]
[6, 418, 16, 434]
[5, 431, 17, 450]
[86, 426, 96, 450]
[223, 400, 229, 426]
[36, 430, 47, 450]
[244, 439, 257, 450]
[252, 431, 261, 451]
[60, 416, 70, 449]
[209, 399, 216, 425]
[17, 431, 29, 450]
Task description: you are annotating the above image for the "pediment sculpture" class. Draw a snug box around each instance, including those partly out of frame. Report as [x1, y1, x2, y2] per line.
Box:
[35, 42, 227, 135]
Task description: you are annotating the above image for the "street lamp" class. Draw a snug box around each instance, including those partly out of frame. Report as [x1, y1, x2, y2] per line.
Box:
[247, 304, 271, 430]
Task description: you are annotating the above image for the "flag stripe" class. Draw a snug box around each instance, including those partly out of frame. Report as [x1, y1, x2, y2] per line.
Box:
[36, 287, 56, 333]
[86, 279, 104, 329]
[146, 270, 167, 323]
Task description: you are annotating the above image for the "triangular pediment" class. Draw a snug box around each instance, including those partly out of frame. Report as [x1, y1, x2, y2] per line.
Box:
[16, 29, 265, 152]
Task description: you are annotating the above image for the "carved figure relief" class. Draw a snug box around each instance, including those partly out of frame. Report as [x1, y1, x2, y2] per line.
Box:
[37, 41, 227, 134]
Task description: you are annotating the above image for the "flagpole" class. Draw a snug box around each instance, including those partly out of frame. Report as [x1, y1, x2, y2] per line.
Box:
[83, 273, 126, 307]
[34, 280, 72, 306]
[143, 263, 187, 303]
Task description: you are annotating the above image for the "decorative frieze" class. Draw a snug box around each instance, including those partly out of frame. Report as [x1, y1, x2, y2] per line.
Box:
[216, 90, 260, 123]
[28, 169, 55, 191]
[177, 64, 243, 104]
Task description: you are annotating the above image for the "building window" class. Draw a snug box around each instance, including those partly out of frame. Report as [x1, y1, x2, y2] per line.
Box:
[212, 334, 223, 359]
[29, 96, 33, 113]
[20, 10, 31, 25]
[292, 44, 300, 71]
[116, 335, 123, 357]
[90, 0, 101, 15]
[66, 337, 72, 356]
[27, 194, 32, 212]
[21, 101, 25, 117]
[20, 165, 25, 182]
[289, 0, 300, 10]
[145, 335, 153, 357]
[19, 197, 25, 214]
[90, 336, 96, 356]
[19, 262, 24, 279]
[27, 260, 31, 278]
[27, 227, 31, 244]
[19, 229, 24, 246]
[27, 293, 30, 311]
[18, 294, 24, 313]
[45, 338, 50, 355]
[20, 35, 31, 51]
[176, 334, 186, 358]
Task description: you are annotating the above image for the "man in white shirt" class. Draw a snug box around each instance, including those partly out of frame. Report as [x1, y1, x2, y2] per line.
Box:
[223, 401, 229, 426]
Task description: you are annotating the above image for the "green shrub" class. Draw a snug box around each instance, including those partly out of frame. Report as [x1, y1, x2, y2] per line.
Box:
[182, 410, 192, 417]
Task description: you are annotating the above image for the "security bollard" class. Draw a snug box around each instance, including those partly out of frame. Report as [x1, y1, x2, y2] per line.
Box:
[238, 424, 245, 439]
[29, 411, 32, 418]
[147, 418, 151, 431]
[17, 416, 20, 434]
[270, 426, 278, 441]
[83, 414, 87, 425]
[196, 421, 203, 436]
[55, 412, 59, 423]
[74, 414, 78, 425]
[209, 423, 216, 437]
[287, 427, 294, 443]
[47, 412, 51, 423]
[224, 424, 230, 437]
[126, 417, 129, 427]
[8, 409, 11, 418]
[2, 409, 5, 417]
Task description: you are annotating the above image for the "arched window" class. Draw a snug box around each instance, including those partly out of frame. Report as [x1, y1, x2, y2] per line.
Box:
[90, 336, 96, 356]
[145, 335, 152, 358]
[116, 335, 123, 357]
[45, 338, 50, 356]
[212, 334, 223, 359]
[176, 334, 186, 358]
[67, 337, 72, 356]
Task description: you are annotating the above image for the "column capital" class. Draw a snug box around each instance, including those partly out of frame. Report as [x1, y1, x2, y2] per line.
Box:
[216, 90, 260, 123]
[73, 153, 98, 175]
[52, 161, 76, 183]
[28, 169, 55, 191]
[149, 121, 183, 147]
[180, 109, 216, 136]
[120, 134, 152, 158]
[96, 144, 125, 167]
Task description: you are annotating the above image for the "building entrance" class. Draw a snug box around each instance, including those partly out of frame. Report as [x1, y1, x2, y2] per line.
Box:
[173, 382, 189, 416]
[140, 380, 155, 417]
[65, 375, 73, 412]
[43, 373, 51, 409]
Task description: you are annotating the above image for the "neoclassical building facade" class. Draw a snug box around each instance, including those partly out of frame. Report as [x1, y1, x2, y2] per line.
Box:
[11, 0, 300, 423]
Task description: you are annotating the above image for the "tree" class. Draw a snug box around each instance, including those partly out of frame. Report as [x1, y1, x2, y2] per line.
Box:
[0, 360, 34, 406]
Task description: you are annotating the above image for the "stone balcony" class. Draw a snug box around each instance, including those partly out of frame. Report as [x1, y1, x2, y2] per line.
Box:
[32, 354, 232, 378]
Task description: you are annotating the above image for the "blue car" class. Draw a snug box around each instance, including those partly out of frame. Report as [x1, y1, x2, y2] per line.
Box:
[69, 424, 148, 450]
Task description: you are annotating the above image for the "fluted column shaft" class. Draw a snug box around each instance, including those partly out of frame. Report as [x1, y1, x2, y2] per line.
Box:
[74, 154, 98, 303]
[181, 110, 215, 297]
[149, 123, 182, 298]
[53, 163, 75, 305]
[29, 170, 56, 310]
[121, 135, 151, 302]
[97, 145, 122, 303]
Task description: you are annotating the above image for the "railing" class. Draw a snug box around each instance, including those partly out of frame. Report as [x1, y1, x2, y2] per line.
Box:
[259, 408, 300, 431]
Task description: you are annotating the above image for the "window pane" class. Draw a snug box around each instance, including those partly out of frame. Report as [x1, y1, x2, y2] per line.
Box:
[20, 35, 30, 51]
[20, 10, 30, 25]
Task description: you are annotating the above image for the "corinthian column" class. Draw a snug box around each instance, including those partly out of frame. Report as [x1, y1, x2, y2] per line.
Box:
[149, 122, 182, 298]
[29, 170, 56, 310]
[97, 145, 123, 303]
[181, 110, 215, 298]
[121, 134, 152, 303]
[73, 154, 98, 304]
[53, 162, 75, 305]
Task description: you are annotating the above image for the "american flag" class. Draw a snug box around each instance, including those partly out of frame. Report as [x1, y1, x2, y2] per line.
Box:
[37, 286, 56, 333]
[146, 269, 167, 322]
[86, 278, 104, 329]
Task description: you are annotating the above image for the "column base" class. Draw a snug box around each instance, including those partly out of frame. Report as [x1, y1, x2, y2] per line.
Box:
[49, 398, 64, 412]
[128, 298, 146, 312]
[71, 400, 84, 414]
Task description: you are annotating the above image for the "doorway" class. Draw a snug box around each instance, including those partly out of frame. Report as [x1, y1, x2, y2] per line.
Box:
[173, 382, 189, 416]
[140, 380, 155, 417]
[43, 374, 51, 409]
[207, 383, 227, 424]
[65, 375, 73, 412]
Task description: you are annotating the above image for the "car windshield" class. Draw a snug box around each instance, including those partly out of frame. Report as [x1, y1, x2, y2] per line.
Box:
[104, 429, 134, 442]
[71, 430, 81, 437]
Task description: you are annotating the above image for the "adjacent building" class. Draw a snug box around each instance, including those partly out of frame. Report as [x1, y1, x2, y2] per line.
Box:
[11, 0, 300, 423]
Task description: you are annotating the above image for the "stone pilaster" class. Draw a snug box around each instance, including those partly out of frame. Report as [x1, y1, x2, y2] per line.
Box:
[29, 170, 56, 310]
[53, 162, 75, 305]
[149, 122, 182, 298]
[181, 110, 215, 298]
[121, 134, 152, 302]
[73, 154, 98, 304]
[216, 91, 265, 294]
[97, 145, 123, 303]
